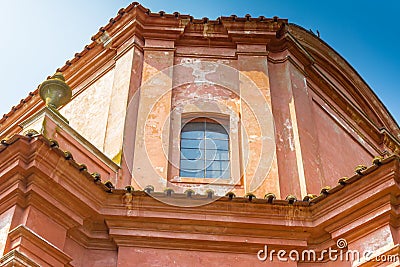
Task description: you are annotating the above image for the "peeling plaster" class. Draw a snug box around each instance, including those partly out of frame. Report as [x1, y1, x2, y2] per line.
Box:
[284, 119, 295, 151]
[249, 135, 259, 143]
[358, 227, 394, 258]
[289, 98, 307, 198]
[180, 58, 218, 83]
[60, 69, 115, 153]
[0, 208, 13, 255]
[155, 166, 164, 173]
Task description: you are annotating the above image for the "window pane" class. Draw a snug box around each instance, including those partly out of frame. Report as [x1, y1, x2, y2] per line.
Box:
[181, 122, 205, 139]
[181, 148, 203, 160]
[205, 139, 229, 151]
[205, 160, 230, 171]
[205, 170, 230, 179]
[180, 120, 230, 179]
[180, 170, 204, 178]
[220, 169, 230, 179]
[205, 123, 228, 139]
[205, 150, 229, 160]
[205, 170, 220, 178]
[181, 139, 204, 149]
[180, 159, 205, 170]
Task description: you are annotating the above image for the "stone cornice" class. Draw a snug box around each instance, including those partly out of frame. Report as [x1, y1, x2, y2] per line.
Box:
[0, 135, 399, 254]
[0, 250, 41, 267]
[8, 225, 73, 266]
[307, 78, 384, 153]
[267, 45, 389, 156]
[1, 4, 399, 150]
[288, 24, 400, 138]
[268, 25, 399, 155]
[381, 129, 400, 155]
[67, 227, 116, 251]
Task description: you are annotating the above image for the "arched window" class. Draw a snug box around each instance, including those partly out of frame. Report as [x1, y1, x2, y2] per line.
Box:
[180, 118, 230, 179]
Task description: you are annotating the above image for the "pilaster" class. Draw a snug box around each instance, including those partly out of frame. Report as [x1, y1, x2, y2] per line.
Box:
[237, 44, 280, 197]
[131, 39, 175, 191]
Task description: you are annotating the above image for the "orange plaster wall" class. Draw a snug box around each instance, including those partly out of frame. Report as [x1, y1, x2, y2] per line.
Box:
[165, 55, 278, 197]
[60, 69, 115, 153]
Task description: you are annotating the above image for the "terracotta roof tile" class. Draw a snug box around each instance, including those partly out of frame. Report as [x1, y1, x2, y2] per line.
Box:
[2, 132, 396, 206]
[0, 134, 112, 194]
[1, 132, 394, 205]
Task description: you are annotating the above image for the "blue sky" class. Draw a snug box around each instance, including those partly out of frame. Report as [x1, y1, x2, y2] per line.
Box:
[0, 0, 398, 124]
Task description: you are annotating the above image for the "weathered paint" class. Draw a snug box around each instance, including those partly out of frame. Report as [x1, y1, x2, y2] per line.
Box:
[2, 3, 400, 267]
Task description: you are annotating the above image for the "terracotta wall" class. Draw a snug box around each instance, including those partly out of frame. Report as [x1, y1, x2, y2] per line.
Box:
[55, 40, 381, 200]
[117, 247, 296, 267]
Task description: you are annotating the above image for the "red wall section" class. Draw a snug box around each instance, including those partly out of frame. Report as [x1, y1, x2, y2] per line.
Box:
[312, 99, 373, 187]
[117, 247, 297, 267]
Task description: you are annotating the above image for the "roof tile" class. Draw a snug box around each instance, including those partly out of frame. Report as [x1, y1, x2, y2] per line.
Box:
[0, 133, 395, 205]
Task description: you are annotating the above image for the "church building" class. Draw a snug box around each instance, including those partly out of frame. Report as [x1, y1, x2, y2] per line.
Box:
[0, 2, 399, 266]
